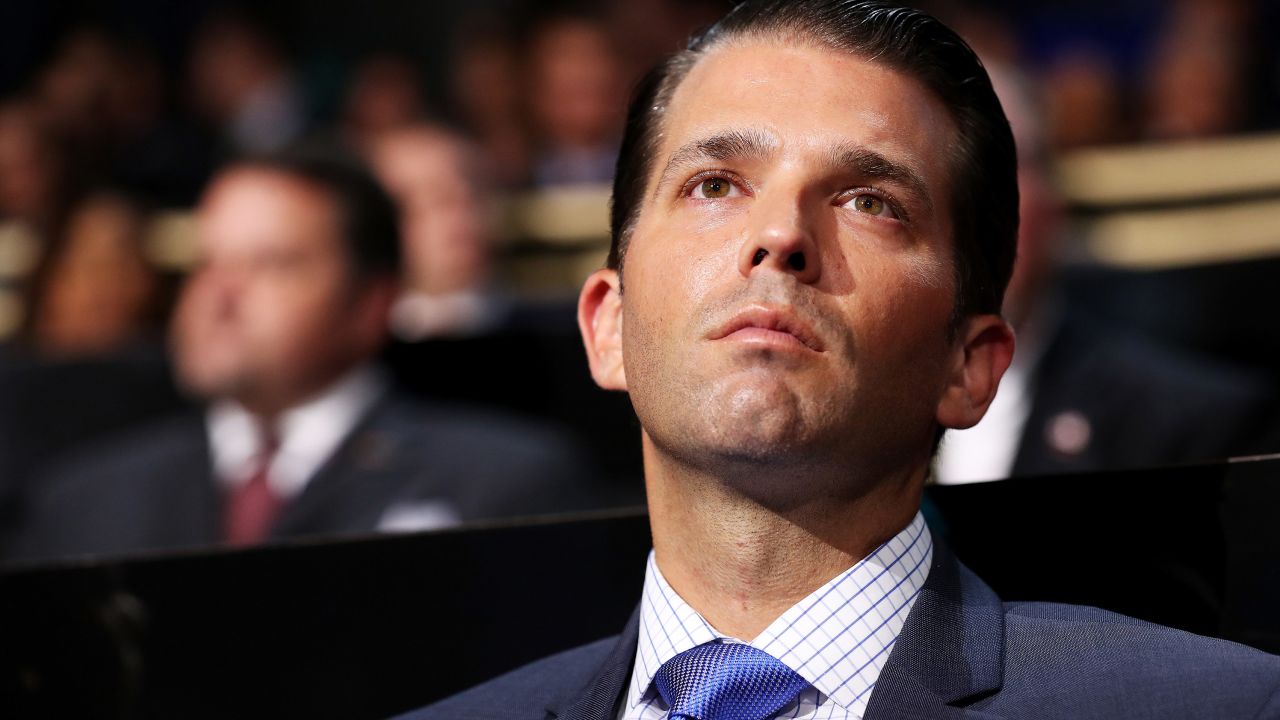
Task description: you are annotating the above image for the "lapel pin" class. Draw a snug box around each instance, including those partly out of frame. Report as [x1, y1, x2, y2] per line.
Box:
[1046, 410, 1091, 456]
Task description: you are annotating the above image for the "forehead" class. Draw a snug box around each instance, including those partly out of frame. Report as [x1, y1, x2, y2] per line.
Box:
[198, 168, 341, 252]
[656, 38, 956, 191]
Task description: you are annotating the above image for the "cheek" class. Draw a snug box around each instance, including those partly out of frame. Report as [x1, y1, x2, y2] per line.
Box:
[275, 281, 346, 332]
[174, 284, 221, 341]
[854, 260, 953, 358]
[629, 211, 739, 299]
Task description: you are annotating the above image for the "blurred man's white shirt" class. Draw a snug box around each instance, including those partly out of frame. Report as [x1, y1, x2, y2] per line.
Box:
[207, 365, 385, 498]
[389, 290, 506, 340]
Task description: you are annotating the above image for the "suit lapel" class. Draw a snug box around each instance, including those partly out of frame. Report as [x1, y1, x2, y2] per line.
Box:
[270, 395, 403, 537]
[864, 539, 1006, 720]
[549, 606, 641, 720]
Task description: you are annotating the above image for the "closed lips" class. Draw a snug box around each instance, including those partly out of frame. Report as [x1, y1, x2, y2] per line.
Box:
[710, 307, 825, 352]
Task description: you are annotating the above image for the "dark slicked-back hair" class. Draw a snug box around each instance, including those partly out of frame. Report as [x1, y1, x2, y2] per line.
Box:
[607, 0, 1018, 327]
[232, 143, 401, 282]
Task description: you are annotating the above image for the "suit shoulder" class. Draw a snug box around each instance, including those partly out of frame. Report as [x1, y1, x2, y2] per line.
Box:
[369, 394, 599, 508]
[376, 394, 578, 454]
[1050, 319, 1271, 409]
[393, 635, 618, 720]
[1004, 600, 1279, 662]
[8, 412, 211, 563]
[33, 412, 205, 494]
[999, 601, 1280, 714]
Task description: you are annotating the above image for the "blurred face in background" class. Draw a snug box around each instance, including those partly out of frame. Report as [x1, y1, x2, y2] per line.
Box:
[0, 103, 61, 226]
[343, 54, 426, 144]
[188, 17, 280, 124]
[370, 128, 490, 296]
[35, 194, 157, 356]
[527, 18, 625, 151]
[173, 168, 389, 417]
[36, 28, 117, 140]
[1043, 50, 1124, 150]
[1143, 35, 1243, 140]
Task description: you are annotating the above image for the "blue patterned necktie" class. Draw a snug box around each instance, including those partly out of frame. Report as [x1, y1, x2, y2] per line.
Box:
[654, 640, 812, 720]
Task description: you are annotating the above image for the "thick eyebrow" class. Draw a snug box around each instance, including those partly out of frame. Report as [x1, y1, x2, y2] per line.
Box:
[828, 143, 933, 214]
[653, 129, 779, 196]
[652, 130, 935, 214]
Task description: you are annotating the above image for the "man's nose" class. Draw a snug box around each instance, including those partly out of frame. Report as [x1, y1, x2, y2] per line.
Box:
[188, 266, 243, 318]
[737, 195, 822, 284]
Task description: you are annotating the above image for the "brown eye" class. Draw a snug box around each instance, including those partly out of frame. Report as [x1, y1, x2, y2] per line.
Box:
[852, 194, 886, 215]
[698, 177, 732, 198]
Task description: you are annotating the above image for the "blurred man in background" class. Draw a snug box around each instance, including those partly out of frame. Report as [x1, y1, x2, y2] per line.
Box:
[368, 125, 508, 340]
[341, 53, 429, 149]
[934, 62, 1278, 484]
[187, 10, 307, 156]
[7, 146, 593, 563]
[524, 9, 626, 187]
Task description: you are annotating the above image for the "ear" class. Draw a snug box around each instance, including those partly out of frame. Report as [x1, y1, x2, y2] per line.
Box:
[935, 314, 1015, 430]
[577, 268, 627, 391]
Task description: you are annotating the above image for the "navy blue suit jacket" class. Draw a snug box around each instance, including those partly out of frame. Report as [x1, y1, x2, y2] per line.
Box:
[401, 540, 1280, 719]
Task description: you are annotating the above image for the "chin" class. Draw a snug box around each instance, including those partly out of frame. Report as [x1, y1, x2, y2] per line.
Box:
[698, 378, 818, 459]
[176, 364, 249, 402]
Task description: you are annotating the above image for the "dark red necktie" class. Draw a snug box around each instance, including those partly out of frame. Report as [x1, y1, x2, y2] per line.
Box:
[222, 430, 282, 546]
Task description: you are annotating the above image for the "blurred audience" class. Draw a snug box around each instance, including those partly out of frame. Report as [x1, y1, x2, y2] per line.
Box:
[1042, 48, 1129, 151]
[105, 38, 213, 207]
[0, 100, 67, 237]
[449, 19, 531, 188]
[188, 10, 307, 155]
[18, 191, 165, 359]
[935, 62, 1278, 484]
[1140, 0, 1256, 141]
[523, 9, 626, 187]
[6, 145, 593, 563]
[605, 0, 728, 82]
[13, 26, 211, 209]
[32, 28, 117, 156]
[368, 125, 508, 339]
[342, 53, 428, 148]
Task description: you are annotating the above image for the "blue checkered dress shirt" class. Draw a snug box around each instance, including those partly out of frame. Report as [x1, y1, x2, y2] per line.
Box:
[620, 513, 933, 719]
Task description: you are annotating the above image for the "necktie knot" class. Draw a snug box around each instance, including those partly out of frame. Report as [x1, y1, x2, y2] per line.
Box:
[654, 641, 811, 720]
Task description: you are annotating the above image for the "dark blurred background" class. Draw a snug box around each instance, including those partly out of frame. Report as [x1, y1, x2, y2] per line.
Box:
[0, 0, 1277, 559]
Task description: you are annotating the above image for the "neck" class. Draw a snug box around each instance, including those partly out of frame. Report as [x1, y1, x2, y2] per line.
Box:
[643, 435, 923, 641]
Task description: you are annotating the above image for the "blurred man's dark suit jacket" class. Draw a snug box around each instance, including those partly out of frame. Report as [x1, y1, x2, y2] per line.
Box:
[1010, 314, 1279, 477]
[7, 392, 594, 563]
[401, 541, 1280, 720]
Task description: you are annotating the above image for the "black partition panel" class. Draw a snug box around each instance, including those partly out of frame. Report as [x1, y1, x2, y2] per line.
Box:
[927, 455, 1280, 650]
[0, 510, 653, 720]
[2, 458, 1279, 719]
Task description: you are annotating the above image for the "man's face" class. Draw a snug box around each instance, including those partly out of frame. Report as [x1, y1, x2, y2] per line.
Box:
[612, 39, 965, 484]
[173, 168, 383, 415]
[371, 131, 490, 295]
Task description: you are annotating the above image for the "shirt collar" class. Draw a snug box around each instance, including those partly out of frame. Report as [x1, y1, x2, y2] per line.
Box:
[207, 365, 386, 498]
[626, 512, 933, 717]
